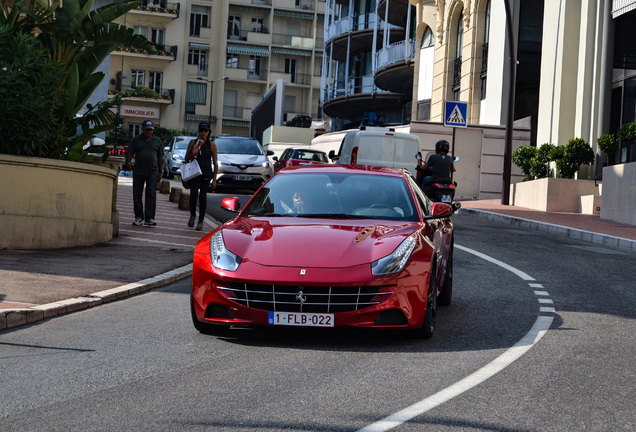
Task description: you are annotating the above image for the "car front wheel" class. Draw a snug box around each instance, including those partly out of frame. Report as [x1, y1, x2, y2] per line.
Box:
[411, 265, 437, 339]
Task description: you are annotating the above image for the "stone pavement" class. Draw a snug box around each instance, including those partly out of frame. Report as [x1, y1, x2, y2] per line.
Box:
[1, 180, 635, 331]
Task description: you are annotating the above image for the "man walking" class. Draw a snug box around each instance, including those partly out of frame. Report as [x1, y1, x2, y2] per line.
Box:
[125, 119, 164, 226]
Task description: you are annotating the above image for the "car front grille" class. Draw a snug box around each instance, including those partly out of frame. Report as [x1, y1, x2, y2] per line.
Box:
[217, 282, 392, 313]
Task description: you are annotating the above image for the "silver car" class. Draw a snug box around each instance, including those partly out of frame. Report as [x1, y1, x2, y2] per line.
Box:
[214, 136, 274, 191]
[163, 136, 195, 179]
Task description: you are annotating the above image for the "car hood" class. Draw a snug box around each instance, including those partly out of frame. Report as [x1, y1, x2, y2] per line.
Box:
[218, 154, 267, 165]
[220, 217, 420, 268]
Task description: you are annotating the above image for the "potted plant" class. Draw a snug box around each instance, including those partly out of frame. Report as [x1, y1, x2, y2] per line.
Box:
[549, 138, 595, 179]
[597, 133, 617, 166]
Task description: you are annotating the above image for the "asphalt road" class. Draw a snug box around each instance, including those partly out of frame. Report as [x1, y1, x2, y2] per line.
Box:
[1, 213, 635, 431]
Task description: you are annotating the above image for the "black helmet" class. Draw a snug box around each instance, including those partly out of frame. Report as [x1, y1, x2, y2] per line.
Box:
[435, 139, 450, 154]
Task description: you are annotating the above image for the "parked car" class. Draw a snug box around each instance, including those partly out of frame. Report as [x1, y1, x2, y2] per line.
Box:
[272, 147, 329, 172]
[214, 136, 274, 191]
[191, 164, 456, 339]
[329, 127, 422, 178]
[163, 136, 195, 179]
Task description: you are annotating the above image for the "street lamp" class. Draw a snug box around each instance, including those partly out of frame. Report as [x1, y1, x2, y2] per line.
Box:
[197, 76, 229, 124]
[501, 0, 517, 205]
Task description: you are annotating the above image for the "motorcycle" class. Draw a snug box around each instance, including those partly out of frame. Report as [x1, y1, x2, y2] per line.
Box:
[416, 153, 460, 204]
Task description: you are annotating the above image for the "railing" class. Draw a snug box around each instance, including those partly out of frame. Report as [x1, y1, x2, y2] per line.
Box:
[134, 1, 179, 16]
[271, 70, 313, 85]
[295, 0, 316, 10]
[272, 32, 313, 45]
[376, 40, 415, 70]
[114, 44, 177, 59]
[322, 74, 388, 100]
[223, 105, 251, 120]
[325, 13, 397, 43]
[108, 84, 175, 103]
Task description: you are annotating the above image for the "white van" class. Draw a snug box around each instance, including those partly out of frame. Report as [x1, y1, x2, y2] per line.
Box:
[328, 127, 421, 178]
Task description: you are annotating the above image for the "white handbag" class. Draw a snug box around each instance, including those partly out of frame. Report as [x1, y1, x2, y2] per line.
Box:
[181, 159, 202, 181]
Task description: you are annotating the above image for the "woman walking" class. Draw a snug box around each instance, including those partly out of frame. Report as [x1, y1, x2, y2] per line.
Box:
[185, 122, 217, 230]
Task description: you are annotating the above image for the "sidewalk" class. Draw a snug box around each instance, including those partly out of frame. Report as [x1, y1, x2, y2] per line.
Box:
[1, 182, 635, 331]
[0, 177, 219, 330]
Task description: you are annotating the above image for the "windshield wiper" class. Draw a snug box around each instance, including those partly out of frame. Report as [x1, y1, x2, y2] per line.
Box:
[295, 213, 362, 219]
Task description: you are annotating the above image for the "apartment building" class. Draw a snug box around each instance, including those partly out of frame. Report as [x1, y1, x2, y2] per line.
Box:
[109, 0, 326, 139]
[321, 0, 416, 130]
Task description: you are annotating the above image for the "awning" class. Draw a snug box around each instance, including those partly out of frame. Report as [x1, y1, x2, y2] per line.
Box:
[613, 0, 636, 17]
[223, 119, 250, 128]
[227, 43, 269, 57]
[185, 114, 217, 123]
[271, 47, 312, 57]
[274, 10, 314, 20]
[189, 42, 210, 50]
[229, 4, 270, 12]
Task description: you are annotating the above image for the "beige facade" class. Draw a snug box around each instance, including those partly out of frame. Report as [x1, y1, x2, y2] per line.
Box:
[110, 0, 325, 140]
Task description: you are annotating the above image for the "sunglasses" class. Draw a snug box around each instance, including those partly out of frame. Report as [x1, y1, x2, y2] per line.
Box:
[199, 129, 210, 132]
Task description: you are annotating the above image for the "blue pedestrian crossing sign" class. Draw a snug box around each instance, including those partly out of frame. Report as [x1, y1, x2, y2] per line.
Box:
[444, 101, 468, 128]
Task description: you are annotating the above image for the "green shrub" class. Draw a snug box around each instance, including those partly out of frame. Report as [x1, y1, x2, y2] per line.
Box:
[511, 145, 537, 181]
[0, 27, 67, 157]
[597, 133, 617, 154]
[551, 138, 595, 179]
[618, 122, 636, 147]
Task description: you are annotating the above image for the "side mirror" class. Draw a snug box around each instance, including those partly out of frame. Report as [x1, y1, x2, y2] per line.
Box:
[164, 146, 170, 152]
[328, 150, 339, 161]
[221, 196, 241, 212]
[416, 153, 422, 161]
[272, 156, 279, 161]
[424, 202, 453, 220]
[267, 150, 275, 156]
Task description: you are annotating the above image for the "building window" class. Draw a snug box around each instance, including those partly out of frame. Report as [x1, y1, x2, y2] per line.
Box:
[251, 18, 263, 33]
[452, 13, 464, 101]
[226, 54, 239, 68]
[481, 1, 490, 101]
[134, 26, 147, 38]
[418, 27, 434, 121]
[285, 58, 297, 83]
[149, 72, 162, 93]
[131, 70, 144, 88]
[228, 15, 241, 40]
[249, 56, 261, 79]
[129, 123, 142, 137]
[190, 10, 209, 36]
[188, 49, 208, 69]
[151, 28, 164, 46]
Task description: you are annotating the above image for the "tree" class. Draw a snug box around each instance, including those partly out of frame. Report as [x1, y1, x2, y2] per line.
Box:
[550, 138, 595, 179]
[0, 0, 157, 160]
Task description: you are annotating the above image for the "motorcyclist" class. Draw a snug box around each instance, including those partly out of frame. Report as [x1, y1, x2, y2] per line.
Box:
[416, 139, 456, 193]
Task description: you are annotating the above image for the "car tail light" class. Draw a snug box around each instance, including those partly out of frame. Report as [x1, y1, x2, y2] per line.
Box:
[351, 146, 358, 165]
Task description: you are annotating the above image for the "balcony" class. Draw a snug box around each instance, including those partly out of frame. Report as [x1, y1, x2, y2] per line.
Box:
[269, 70, 313, 86]
[130, 1, 180, 18]
[272, 32, 314, 49]
[223, 105, 252, 121]
[225, 66, 269, 82]
[113, 44, 178, 61]
[108, 85, 175, 104]
[229, 0, 272, 7]
[374, 39, 415, 95]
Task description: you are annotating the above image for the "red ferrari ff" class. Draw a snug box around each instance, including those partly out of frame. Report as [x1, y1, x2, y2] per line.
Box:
[191, 164, 456, 338]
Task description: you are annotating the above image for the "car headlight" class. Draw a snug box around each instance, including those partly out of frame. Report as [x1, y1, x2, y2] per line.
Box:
[210, 231, 242, 271]
[260, 161, 270, 168]
[371, 236, 416, 275]
[171, 154, 183, 162]
[217, 160, 229, 166]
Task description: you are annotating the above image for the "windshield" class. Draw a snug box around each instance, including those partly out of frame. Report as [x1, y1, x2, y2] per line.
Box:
[174, 138, 193, 150]
[215, 138, 264, 156]
[292, 150, 328, 162]
[242, 172, 419, 222]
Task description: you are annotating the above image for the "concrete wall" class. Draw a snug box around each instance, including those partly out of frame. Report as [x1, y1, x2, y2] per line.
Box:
[0, 155, 117, 250]
[601, 161, 636, 225]
[510, 177, 601, 212]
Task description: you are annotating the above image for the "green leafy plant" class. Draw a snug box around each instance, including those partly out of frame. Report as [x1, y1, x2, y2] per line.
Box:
[597, 133, 617, 154]
[0, 0, 156, 161]
[618, 122, 636, 148]
[550, 138, 595, 179]
[512, 143, 555, 181]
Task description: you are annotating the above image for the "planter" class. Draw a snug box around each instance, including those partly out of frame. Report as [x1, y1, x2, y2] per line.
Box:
[601, 161, 636, 226]
[0, 154, 117, 250]
[510, 177, 600, 213]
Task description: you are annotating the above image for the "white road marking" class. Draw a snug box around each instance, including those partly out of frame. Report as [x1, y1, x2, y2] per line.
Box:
[358, 244, 555, 432]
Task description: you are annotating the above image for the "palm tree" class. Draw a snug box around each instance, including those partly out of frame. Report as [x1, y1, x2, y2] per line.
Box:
[1, 0, 157, 160]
